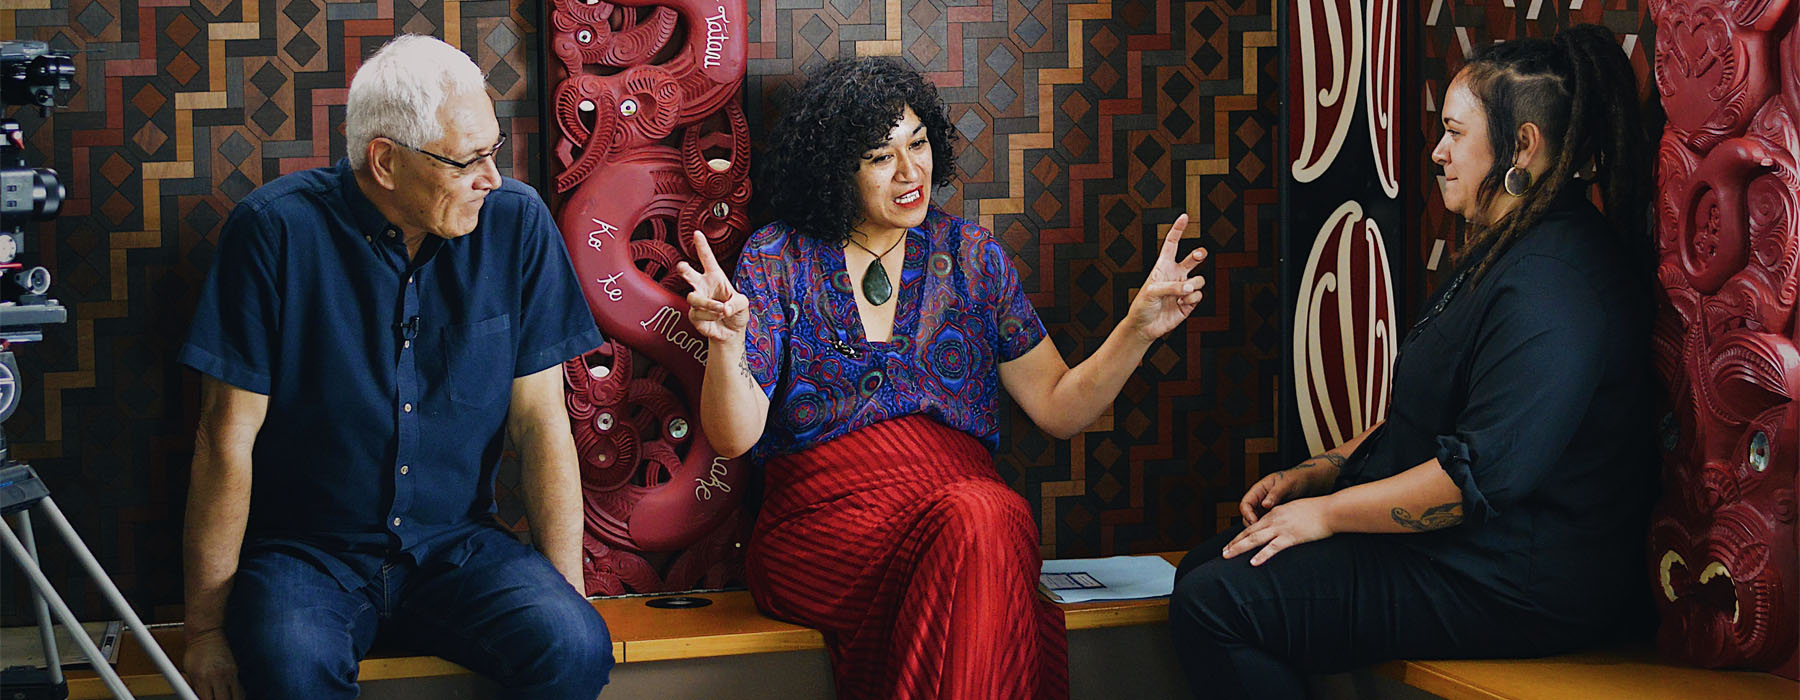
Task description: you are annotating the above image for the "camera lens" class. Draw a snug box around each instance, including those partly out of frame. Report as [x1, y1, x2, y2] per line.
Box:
[1, 42, 75, 111]
[0, 167, 62, 225]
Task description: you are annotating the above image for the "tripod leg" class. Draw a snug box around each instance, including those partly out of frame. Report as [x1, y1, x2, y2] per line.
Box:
[34, 496, 200, 700]
[0, 512, 135, 699]
[8, 510, 64, 685]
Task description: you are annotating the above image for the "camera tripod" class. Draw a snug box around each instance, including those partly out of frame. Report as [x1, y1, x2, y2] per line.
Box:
[0, 352, 197, 700]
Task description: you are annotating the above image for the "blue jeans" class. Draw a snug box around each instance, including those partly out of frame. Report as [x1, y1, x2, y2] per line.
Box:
[225, 526, 612, 699]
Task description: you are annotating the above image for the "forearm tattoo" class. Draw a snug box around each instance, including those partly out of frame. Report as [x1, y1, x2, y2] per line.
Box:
[1390, 502, 1464, 531]
[1291, 453, 1346, 471]
[737, 353, 752, 380]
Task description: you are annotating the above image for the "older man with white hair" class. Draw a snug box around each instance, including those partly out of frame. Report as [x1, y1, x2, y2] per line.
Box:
[178, 34, 612, 699]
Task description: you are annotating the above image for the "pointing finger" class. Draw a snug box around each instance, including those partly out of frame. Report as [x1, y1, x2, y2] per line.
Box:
[1158, 214, 1189, 263]
[691, 230, 722, 276]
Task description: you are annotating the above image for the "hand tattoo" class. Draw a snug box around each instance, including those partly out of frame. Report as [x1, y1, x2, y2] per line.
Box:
[1390, 502, 1464, 531]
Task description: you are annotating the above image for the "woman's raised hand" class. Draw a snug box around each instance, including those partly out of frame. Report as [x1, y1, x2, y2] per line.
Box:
[1125, 214, 1208, 342]
[675, 230, 750, 342]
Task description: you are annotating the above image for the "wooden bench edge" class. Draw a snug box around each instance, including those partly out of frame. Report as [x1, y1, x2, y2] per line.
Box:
[1373, 660, 1512, 700]
[66, 553, 1188, 698]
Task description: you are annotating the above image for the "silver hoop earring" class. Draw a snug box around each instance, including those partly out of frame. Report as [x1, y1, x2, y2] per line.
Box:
[1504, 166, 1531, 197]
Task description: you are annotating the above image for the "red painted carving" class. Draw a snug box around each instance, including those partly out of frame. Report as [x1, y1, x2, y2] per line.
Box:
[1365, 0, 1399, 198]
[545, 0, 753, 594]
[1649, 0, 1798, 679]
[1292, 201, 1396, 455]
[1288, 0, 1362, 182]
[1651, 0, 1785, 152]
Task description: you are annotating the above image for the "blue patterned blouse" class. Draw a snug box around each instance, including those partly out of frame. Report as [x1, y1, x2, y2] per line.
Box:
[734, 207, 1048, 460]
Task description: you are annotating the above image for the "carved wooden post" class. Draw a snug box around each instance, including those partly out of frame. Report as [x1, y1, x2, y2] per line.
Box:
[543, 0, 753, 595]
[1648, 0, 1798, 679]
[1282, 0, 1406, 463]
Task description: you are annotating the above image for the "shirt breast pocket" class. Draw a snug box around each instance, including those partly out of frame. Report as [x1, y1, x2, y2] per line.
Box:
[442, 314, 513, 408]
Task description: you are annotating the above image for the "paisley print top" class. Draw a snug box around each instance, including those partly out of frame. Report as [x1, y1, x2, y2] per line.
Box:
[734, 207, 1047, 460]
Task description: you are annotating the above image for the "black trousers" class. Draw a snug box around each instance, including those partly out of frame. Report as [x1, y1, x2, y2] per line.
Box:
[1168, 527, 1573, 700]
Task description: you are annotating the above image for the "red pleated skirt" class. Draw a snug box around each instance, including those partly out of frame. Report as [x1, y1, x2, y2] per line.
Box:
[745, 415, 1069, 700]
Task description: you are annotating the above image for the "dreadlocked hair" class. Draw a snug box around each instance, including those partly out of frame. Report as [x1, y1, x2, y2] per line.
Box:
[1454, 23, 1653, 280]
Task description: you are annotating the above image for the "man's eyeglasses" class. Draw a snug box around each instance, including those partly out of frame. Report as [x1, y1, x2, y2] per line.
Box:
[391, 131, 508, 171]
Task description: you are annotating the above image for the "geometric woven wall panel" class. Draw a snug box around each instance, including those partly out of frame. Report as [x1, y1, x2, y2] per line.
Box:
[1, 0, 544, 625]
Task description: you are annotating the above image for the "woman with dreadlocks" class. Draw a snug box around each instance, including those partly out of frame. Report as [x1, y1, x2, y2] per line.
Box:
[1168, 24, 1657, 699]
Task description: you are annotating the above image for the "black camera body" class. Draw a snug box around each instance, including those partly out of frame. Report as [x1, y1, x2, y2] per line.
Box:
[1, 41, 73, 116]
[0, 39, 72, 426]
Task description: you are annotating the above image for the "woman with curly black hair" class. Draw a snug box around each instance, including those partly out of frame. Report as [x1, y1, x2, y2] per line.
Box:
[1167, 25, 1656, 699]
[675, 56, 1208, 700]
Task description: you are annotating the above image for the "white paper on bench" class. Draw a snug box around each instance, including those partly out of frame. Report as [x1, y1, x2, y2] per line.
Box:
[1038, 555, 1177, 603]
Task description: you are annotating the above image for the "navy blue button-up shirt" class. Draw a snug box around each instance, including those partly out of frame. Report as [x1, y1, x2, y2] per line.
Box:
[180, 159, 601, 588]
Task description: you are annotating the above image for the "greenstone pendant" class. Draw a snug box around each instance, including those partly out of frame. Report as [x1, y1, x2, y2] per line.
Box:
[862, 259, 893, 305]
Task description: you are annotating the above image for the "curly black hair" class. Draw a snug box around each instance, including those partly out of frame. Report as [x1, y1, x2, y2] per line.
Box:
[760, 56, 959, 244]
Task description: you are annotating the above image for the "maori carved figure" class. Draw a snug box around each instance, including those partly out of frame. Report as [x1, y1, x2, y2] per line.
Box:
[1651, 0, 1785, 153]
[1649, 0, 1798, 679]
[546, 0, 752, 595]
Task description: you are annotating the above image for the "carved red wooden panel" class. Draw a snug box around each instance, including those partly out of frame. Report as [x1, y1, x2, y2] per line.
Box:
[1648, 0, 1798, 679]
[1365, 0, 1399, 199]
[1292, 201, 1397, 456]
[1283, 0, 1403, 461]
[1288, 0, 1363, 185]
[544, 0, 754, 595]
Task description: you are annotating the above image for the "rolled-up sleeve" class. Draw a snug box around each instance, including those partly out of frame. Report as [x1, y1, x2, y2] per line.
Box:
[1440, 255, 1608, 527]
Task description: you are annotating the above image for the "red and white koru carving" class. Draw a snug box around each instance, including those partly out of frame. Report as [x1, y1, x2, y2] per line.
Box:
[1289, 0, 1361, 183]
[545, 0, 752, 595]
[1649, 0, 1798, 679]
[1364, 0, 1398, 199]
[1293, 201, 1397, 455]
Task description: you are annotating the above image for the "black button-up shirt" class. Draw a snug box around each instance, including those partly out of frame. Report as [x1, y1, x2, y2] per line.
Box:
[1342, 196, 1656, 625]
[180, 159, 601, 588]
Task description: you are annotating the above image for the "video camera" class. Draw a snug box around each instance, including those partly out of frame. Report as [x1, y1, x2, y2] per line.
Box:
[0, 39, 73, 425]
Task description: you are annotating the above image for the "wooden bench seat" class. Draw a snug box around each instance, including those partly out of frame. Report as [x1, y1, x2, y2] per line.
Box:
[1373, 650, 1798, 700]
[60, 550, 1800, 699]
[62, 552, 1186, 698]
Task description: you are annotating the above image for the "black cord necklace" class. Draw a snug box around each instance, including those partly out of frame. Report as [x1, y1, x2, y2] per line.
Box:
[845, 231, 905, 305]
[1400, 266, 1472, 349]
